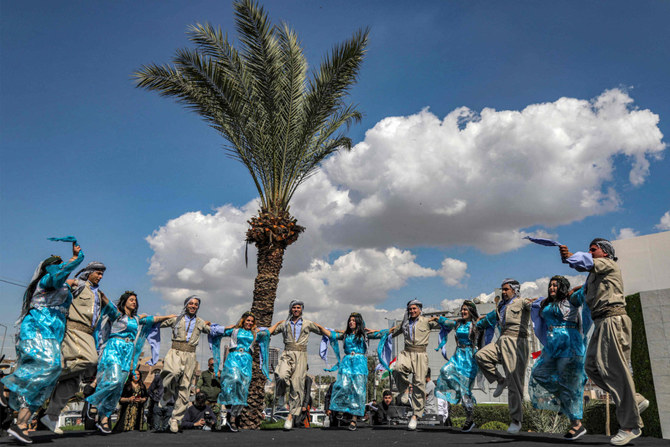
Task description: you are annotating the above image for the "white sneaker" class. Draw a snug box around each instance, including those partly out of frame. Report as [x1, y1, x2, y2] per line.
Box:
[40, 415, 63, 435]
[169, 418, 179, 433]
[493, 380, 506, 398]
[507, 421, 521, 434]
[610, 429, 641, 446]
[408, 416, 417, 431]
[638, 399, 650, 414]
[283, 418, 293, 430]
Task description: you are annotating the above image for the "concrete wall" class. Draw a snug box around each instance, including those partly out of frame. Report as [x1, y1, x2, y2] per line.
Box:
[613, 231, 670, 295]
[640, 288, 670, 439]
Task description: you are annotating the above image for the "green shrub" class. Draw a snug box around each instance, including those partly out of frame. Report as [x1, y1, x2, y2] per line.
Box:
[449, 403, 511, 428]
[521, 401, 570, 433]
[480, 421, 509, 431]
[582, 400, 619, 435]
[451, 417, 465, 427]
[626, 293, 661, 438]
[260, 420, 285, 430]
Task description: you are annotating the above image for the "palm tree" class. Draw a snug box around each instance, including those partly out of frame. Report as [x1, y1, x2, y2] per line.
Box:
[134, 0, 368, 428]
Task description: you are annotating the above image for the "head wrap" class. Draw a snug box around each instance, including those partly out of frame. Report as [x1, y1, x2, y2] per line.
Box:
[590, 238, 618, 261]
[501, 278, 520, 297]
[173, 295, 201, 338]
[287, 299, 304, 319]
[401, 299, 423, 336]
[17, 255, 64, 325]
[461, 300, 479, 321]
[75, 261, 106, 281]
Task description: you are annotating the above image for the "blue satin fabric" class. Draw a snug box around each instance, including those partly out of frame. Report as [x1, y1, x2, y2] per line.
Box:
[328, 331, 383, 416]
[218, 328, 269, 406]
[529, 302, 587, 420]
[435, 321, 479, 405]
[87, 304, 153, 417]
[2, 253, 84, 412]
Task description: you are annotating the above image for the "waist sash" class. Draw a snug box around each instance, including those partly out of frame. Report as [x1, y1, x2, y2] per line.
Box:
[285, 342, 307, 352]
[67, 320, 94, 335]
[172, 341, 196, 353]
[403, 344, 427, 353]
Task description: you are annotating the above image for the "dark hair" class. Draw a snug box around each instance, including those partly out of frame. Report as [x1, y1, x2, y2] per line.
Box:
[425, 368, 431, 379]
[459, 300, 479, 322]
[382, 390, 392, 397]
[344, 313, 366, 340]
[541, 275, 571, 310]
[117, 291, 138, 317]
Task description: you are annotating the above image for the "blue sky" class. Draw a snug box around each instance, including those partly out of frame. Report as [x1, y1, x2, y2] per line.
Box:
[1, 0, 669, 342]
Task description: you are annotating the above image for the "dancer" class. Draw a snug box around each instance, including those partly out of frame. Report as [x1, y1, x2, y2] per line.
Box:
[42, 261, 108, 434]
[529, 275, 589, 440]
[390, 299, 450, 430]
[316, 313, 387, 431]
[159, 295, 211, 433]
[271, 300, 324, 430]
[2, 240, 84, 444]
[475, 279, 534, 434]
[560, 239, 647, 445]
[434, 300, 483, 432]
[86, 291, 174, 433]
[213, 312, 271, 432]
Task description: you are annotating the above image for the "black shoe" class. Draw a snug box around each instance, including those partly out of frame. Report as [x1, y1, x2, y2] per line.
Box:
[226, 419, 238, 433]
[564, 425, 586, 440]
[461, 419, 475, 432]
[7, 424, 33, 444]
[96, 420, 112, 434]
[348, 422, 357, 431]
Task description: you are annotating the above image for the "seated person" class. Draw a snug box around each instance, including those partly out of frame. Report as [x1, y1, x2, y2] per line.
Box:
[373, 390, 403, 425]
[181, 392, 215, 430]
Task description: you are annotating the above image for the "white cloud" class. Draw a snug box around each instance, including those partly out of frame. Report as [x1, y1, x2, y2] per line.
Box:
[656, 211, 670, 231]
[614, 227, 640, 240]
[146, 89, 664, 327]
[306, 88, 664, 254]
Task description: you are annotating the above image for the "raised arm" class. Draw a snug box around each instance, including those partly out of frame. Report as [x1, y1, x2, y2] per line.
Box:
[268, 320, 285, 335]
[149, 314, 177, 324]
[314, 322, 332, 338]
[46, 243, 84, 289]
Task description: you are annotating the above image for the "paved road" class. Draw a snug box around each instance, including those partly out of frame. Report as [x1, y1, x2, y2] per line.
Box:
[1, 426, 668, 446]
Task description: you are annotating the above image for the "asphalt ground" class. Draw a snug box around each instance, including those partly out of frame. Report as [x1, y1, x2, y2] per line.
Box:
[1, 426, 669, 447]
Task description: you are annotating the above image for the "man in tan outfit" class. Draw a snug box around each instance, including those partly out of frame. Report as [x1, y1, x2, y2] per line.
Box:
[475, 278, 534, 434]
[271, 300, 323, 430]
[42, 262, 108, 434]
[561, 238, 648, 446]
[159, 295, 211, 433]
[390, 299, 445, 430]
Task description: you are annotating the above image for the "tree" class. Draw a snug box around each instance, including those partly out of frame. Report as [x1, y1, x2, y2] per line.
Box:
[134, 0, 368, 428]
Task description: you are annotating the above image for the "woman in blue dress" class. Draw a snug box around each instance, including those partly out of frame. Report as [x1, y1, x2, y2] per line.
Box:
[2, 241, 84, 445]
[215, 312, 271, 432]
[86, 291, 174, 434]
[529, 275, 589, 441]
[316, 313, 387, 431]
[434, 300, 482, 432]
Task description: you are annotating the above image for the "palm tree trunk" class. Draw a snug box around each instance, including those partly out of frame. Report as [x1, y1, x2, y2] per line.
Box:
[238, 242, 285, 429]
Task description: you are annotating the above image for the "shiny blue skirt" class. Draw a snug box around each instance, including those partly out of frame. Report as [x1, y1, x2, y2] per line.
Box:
[529, 327, 586, 420]
[329, 353, 368, 416]
[86, 337, 135, 417]
[435, 346, 478, 405]
[1, 308, 66, 412]
[218, 350, 253, 406]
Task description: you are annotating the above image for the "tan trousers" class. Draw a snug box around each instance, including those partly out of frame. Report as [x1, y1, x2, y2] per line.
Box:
[161, 348, 197, 423]
[586, 315, 644, 430]
[46, 328, 98, 418]
[275, 350, 308, 417]
[475, 334, 529, 423]
[392, 350, 428, 417]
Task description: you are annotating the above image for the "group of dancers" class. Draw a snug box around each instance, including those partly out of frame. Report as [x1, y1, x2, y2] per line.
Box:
[0, 236, 649, 446]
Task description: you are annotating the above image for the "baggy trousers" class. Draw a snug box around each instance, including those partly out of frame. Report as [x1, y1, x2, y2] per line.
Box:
[275, 350, 308, 417]
[475, 334, 529, 423]
[586, 315, 644, 430]
[392, 350, 428, 418]
[161, 348, 197, 423]
[46, 328, 98, 418]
